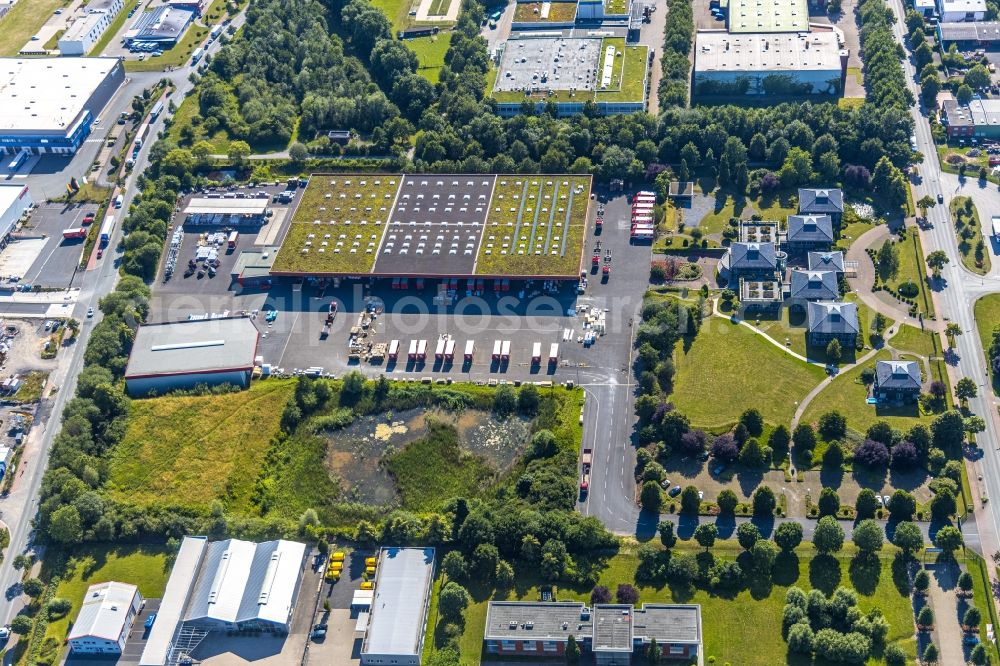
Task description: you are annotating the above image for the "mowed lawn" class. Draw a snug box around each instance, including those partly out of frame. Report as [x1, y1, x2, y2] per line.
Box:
[0, 0, 70, 55]
[106, 379, 295, 512]
[44, 545, 171, 652]
[669, 317, 825, 430]
[976, 293, 1000, 391]
[436, 543, 916, 666]
[407, 33, 452, 83]
[801, 349, 936, 434]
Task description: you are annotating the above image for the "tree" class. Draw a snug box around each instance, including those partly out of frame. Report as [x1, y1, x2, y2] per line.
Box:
[956, 377, 978, 401]
[891, 521, 923, 555]
[46, 597, 72, 617]
[918, 605, 935, 628]
[48, 505, 82, 544]
[438, 583, 470, 620]
[737, 522, 761, 550]
[958, 571, 974, 596]
[779, 147, 814, 186]
[739, 408, 764, 436]
[711, 434, 740, 463]
[933, 525, 963, 556]
[441, 551, 467, 581]
[565, 635, 581, 664]
[494, 384, 517, 415]
[288, 141, 309, 165]
[945, 322, 963, 346]
[775, 521, 803, 552]
[958, 83, 974, 105]
[616, 583, 640, 605]
[814, 516, 844, 554]
[888, 489, 917, 520]
[694, 523, 718, 549]
[590, 585, 611, 604]
[787, 623, 814, 654]
[914, 569, 930, 595]
[530, 429, 557, 458]
[658, 521, 677, 548]
[751, 539, 778, 572]
[971, 643, 988, 665]
[966, 64, 991, 90]
[876, 239, 900, 280]
[641, 481, 663, 513]
[923, 643, 940, 665]
[753, 486, 776, 516]
[852, 519, 884, 554]
[818, 488, 840, 517]
[826, 338, 842, 363]
[926, 250, 949, 274]
[518, 384, 541, 416]
[769, 425, 791, 454]
[933, 411, 967, 454]
[793, 424, 816, 453]
[9, 615, 31, 636]
[818, 411, 847, 441]
[681, 485, 701, 514]
[472, 544, 499, 581]
[739, 437, 770, 468]
[22, 577, 44, 598]
[647, 637, 661, 665]
[916, 194, 937, 219]
[854, 439, 890, 468]
[855, 489, 880, 519]
[930, 487, 957, 520]
[964, 606, 982, 629]
[227, 140, 251, 164]
[891, 441, 919, 469]
[717, 488, 738, 514]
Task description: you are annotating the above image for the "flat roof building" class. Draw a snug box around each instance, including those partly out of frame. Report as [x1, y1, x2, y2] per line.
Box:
[484, 602, 702, 663]
[937, 20, 1000, 44]
[58, 0, 125, 55]
[938, 0, 987, 22]
[727, 0, 809, 32]
[360, 547, 436, 666]
[124, 317, 260, 397]
[941, 98, 1000, 139]
[183, 197, 269, 226]
[139, 536, 308, 666]
[0, 183, 32, 242]
[232, 246, 278, 286]
[0, 57, 125, 156]
[694, 31, 847, 98]
[125, 6, 196, 46]
[68, 582, 143, 655]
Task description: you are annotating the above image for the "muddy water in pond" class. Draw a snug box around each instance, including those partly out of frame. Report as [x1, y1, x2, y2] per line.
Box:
[322, 408, 530, 506]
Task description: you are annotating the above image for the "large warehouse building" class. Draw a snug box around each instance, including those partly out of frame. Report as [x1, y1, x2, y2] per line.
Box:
[58, 0, 126, 55]
[0, 183, 32, 243]
[123, 317, 260, 397]
[140, 536, 308, 666]
[125, 6, 196, 46]
[360, 547, 436, 666]
[0, 57, 125, 156]
[271, 173, 593, 279]
[693, 31, 847, 97]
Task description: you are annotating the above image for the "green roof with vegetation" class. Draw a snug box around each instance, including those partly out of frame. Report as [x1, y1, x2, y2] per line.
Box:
[513, 1, 578, 21]
[475, 175, 591, 276]
[272, 174, 402, 274]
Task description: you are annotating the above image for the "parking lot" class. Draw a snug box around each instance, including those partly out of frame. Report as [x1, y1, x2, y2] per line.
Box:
[306, 548, 374, 665]
[0, 203, 94, 288]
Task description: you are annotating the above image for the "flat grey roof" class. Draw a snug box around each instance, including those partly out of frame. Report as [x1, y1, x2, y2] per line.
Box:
[938, 21, 1000, 41]
[633, 604, 702, 644]
[0, 57, 121, 133]
[485, 602, 591, 641]
[696, 31, 843, 73]
[184, 198, 268, 215]
[140, 536, 208, 666]
[362, 547, 435, 658]
[124, 317, 259, 379]
[495, 37, 602, 94]
[593, 604, 633, 652]
[727, 0, 808, 32]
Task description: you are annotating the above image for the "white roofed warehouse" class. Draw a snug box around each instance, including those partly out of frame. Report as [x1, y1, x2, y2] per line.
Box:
[124, 317, 260, 397]
[0, 57, 125, 156]
[68, 582, 143, 655]
[360, 547, 436, 665]
[139, 536, 308, 666]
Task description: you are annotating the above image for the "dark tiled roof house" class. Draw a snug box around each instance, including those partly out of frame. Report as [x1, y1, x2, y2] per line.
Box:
[785, 214, 834, 251]
[808, 250, 846, 274]
[789, 270, 839, 301]
[873, 360, 922, 403]
[798, 188, 845, 223]
[807, 300, 859, 348]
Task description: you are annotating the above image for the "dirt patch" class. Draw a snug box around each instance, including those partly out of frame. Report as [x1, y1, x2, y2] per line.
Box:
[322, 408, 530, 506]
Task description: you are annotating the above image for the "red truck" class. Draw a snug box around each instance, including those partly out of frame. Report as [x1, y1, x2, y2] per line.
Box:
[580, 448, 593, 496]
[62, 227, 87, 240]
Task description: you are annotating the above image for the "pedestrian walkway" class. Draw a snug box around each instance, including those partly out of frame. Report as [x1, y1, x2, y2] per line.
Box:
[925, 562, 966, 666]
[844, 225, 928, 326]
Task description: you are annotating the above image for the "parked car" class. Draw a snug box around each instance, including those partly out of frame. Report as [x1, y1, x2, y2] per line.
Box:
[145, 613, 157, 629]
[86, 307, 94, 318]
[668, 485, 682, 497]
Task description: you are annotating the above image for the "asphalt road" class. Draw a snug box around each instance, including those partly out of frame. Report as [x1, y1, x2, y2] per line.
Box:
[0, 15, 243, 635]
[887, 0, 1000, 556]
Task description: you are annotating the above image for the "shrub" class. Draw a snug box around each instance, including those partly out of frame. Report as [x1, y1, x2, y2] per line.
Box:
[898, 281, 919, 298]
[853, 439, 889, 468]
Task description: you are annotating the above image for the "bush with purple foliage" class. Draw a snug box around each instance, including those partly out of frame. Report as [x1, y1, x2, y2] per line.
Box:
[591, 585, 611, 604]
[890, 441, 919, 469]
[679, 429, 708, 455]
[854, 439, 890, 468]
[711, 433, 740, 462]
[616, 583, 640, 605]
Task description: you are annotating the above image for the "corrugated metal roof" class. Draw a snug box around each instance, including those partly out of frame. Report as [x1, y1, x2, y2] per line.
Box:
[140, 536, 207, 666]
[362, 547, 435, 658]
[184, 198, 268, 215]
[69, 582, 140, 642]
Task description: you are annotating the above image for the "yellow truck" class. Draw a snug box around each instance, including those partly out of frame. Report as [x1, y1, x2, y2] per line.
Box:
[331, 551, 346, 563]
[365, 556, 377, 567]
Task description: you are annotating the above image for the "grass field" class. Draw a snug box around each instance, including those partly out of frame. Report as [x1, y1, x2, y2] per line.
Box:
[12, 371, 48, 404]
[669, 316, 826, 429]
[836, 219, 875, 252]
[0, 0, 70, 56]
[434, 542, 916, 666]
[165, 90, 232, 152]
[43, 545, 171, 655]
[753, 295, 879, 364]
[696, 191, 798, 236]
[890, 323, 940, 359]
[371, 0, 410, 32]
[949, 196, 992, 275]
[877, 233, 934, 316]
[106, 379, 295, 513]
[43, 28, 64, 50]
[271, 175, 402, 274]
[800, 349, 939, 434]
[384, 420, 495, 512]
[475, 175, 591, 277]
[407, 33, 452, 83]
[976, 293, 1000, 392]
[88, 0, 141, 55]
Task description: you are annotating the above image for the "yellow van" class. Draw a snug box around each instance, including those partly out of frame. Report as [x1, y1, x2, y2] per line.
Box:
[325, 567, 340, 582]
[365, 557, 377, 567]
[365, 566, 376, 576]
[360, 581, 374, 590]
[331, 551, 346, 563]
